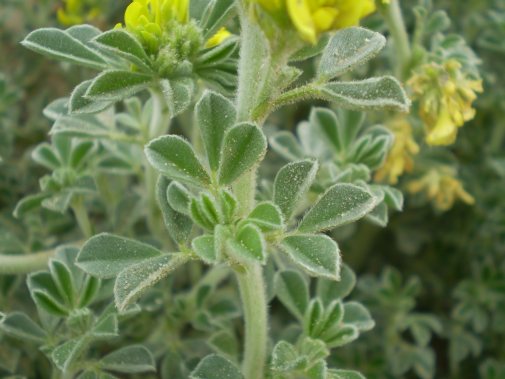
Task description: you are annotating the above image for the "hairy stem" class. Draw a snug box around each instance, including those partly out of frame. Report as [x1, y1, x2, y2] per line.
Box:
[236, 263, 268, 379]
[381, 0, 412, 79]
[71, 196, 93, 239]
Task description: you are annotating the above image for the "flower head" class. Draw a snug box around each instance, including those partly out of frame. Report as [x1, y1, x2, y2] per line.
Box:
[408, 59, 483, 146]
[254, 0, 376, 44]
[407, 166, 474, 211]
[57, 0, 101, 26]
[375, 117, 419, 184]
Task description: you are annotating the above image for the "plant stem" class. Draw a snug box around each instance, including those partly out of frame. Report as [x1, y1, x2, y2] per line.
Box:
[71, 196, 92, 239]
[236, 263, 268, 379]
[381, 0, 412, 79]
[233, 5, 270, 378]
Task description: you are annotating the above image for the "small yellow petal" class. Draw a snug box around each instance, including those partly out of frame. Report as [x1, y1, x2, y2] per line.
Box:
[287, 0, 317, 44]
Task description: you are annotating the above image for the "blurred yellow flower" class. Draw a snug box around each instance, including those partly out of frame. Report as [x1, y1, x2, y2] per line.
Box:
[205, 27, 232, 48]
[407, 166, 474, 211]
[254, 0, 376, 44]
[408, 60, 483, 146]
[57, 0, 101, 26]
[375, 117, 419, 184]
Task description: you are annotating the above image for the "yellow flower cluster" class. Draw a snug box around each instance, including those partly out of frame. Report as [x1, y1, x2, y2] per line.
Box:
[57, 0, 101, 26]
[255, 0, 376, 44]
[408, 60, 483, 146]
[375, 117, 419, 184]
[407, 166, 474, 211]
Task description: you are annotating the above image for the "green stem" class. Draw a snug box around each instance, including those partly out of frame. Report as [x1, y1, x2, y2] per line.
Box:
[381, 0, 412, 79]
[236, 263, 268, 379]
[71, 197, 92, 239]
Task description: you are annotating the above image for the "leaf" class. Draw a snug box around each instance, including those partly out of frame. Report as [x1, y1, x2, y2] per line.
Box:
[21, 27, 106, 69]
[69, 80, 113, 114]
[325, 324, 359, 348]
[275, 270, 309, 320]
[218, 122, 267, 185]
[49, 259, 76, 307]
[0, 312, 47, 343]
[160, 78, 195, 117]
[317, 264, 356, 304]
[93, 314, 118, 338]
[197, 0, 236, 39]
[343, 302, 375, 331]
[52, 338, 90, 371]
[317, 27, 386, 80]
[76, 233, 163, 279]
[298, 183, 377, 233]
[13, 193, 51, 218]
[327, 369, 365, 379]
[195, 90, 236, 171]
[145, 135, 211, 187]
[271, 341, 307, 372]
[157, 177, 193, 244]
[269, 131, 305, 161]
[247, 201, 284, 231]
[192, 235, 218, 264]
[32, 143, 60, 170]
[114, 253, 189, 311]
[167, 181, 191, 214]
[32, 289, 69, 316]
[227, 223, 266, 264]
[281, 234, 340, 280]
[190, 354, 244, 379]
[101, 345, 155, 373]
[320, 76, 410, 113]
[92, 29, 152, 71]
[85, 70, 152, 102]
[273, 159, 319, 220]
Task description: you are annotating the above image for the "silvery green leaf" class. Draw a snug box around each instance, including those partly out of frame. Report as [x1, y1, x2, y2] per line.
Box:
[269, 131, 305, 161]
[52, 337, 90, 372]
[100, 345, 155, 373]
[192, 235, 218, 264]
[320, 76, 410, 113]
[195, 90, 236, 171]
[227, 223, 266, 264]
[85, 70, 152, 102]
[271, 341, 307, 372]
[247, 201, 284, 231]
[21, 27, 106, 69]
[77, 233, 163, 279]
[69, 80, 113, 114]
[317, 264, 356, 304]
[0, 312, 47, 343]
[167, 181, 191, 214]
[197, 0, 236, 39]
[275, 270, 309, 320]
[298, 183, 377, 233]
[92, 29, 152, 72]
[49, 259, 75, 307]
[66, 24, 102, 43]
[317, 27, 386, 80]
[145, 135, 211, 187]
[114, 254, 189, 311]
[92, 314, 118, 338]
[190, 354, 244, 379]
[327, 369, 365, 379]
[157, 177, 193, 244]
[343, 302, 375, 332]
[218, 122, 267, 185]
[13, 194, 51, 218]
[281, 234, 340, 280]
[160, 78, 195, 117]
[273, 159, 319, 220]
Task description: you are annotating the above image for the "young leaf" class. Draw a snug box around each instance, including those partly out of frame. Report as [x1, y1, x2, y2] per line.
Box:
[157, 177, 193, 244]
[0, 312, 47, 343]
[298, 183, 377, 233]
[167, 181, 191, 214]
[78, 276, 101, 307]
[52, 338, 90, 372]
[160, 78, 195, 117]
[275, 270, 309, 320]
[49, 259, 76, 307]
[100, 345, 155, 373]
[321, 76, 411, 113]
[21, 28, 106, 70]
[271, 341, 307, 372]
[69, 80, 113, 114]
[76, 233, 163, 279]
[195, 90, 236, 171]
[92, 29, 152, 71]
[343, 302, 375, 332]
[247, 201, 284, 231]
[145, 135, 211, 187]
[327, 369, 365, 379]
[227, 223, 266, 264]
[317, 27, 386, 80]
[192, 235, 218, 264]
[218, 122, 267, 185]
[317, 264, 356, 305]
[190, 354, 244, 379]
[114, 253, 189, 311]
[273, 159, 319, 220]
[93, 314, 118, 338]
[32, 289, 69, 317]
[269, 131, 306, 161]
[85, 70, 152, 102]
[281, 234, 340, 280]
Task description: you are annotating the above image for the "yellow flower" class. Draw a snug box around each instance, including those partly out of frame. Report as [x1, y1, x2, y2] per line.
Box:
[375, 117, 419, 184]
[122, 0, 189, 53]
[407, 166, 474, 211]
[254, 0, 376, 44]
[408, 59, 483, 146]
[205, 27, 232, 48]
[57, 0, 101, 26]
